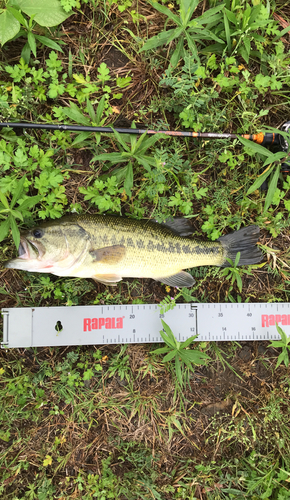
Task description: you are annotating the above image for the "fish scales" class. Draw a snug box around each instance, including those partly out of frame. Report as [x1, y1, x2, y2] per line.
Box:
[75, 215, 224, 277]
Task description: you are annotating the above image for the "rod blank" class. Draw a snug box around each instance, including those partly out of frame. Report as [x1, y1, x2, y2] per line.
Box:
[0, 121, 280, 146]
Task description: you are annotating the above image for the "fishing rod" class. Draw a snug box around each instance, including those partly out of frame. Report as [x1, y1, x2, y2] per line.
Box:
[0, 120, 286, 145]
[1, 120, 290, 171]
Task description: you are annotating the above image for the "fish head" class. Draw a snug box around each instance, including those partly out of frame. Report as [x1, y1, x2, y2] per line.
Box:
[5, 220, 90, 273]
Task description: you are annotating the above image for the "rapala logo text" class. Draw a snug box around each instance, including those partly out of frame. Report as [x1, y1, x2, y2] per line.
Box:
[261, 314, 290, 327]
[84, 317, 124, 332]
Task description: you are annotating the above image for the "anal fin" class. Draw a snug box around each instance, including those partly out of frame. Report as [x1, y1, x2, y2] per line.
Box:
[92, 274, 122, 286]
[155, 271, 195, 288]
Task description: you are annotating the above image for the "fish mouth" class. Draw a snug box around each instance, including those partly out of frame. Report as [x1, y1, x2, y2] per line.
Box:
[18, 238, 41, 259]
[18, 239, 27, 257]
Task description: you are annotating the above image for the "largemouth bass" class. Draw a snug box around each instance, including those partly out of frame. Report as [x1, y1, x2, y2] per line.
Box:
[5, 215, 262, 287]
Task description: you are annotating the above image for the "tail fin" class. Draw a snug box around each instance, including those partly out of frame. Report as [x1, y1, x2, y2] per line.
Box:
[218, 226, 262, 267]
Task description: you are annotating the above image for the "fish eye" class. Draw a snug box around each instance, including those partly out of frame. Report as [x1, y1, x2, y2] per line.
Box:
[33, 229, 43, 238]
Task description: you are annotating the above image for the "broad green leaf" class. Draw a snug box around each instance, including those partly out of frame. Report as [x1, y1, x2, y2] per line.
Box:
[166, 26, 183, 45]
[276, 351, 288, 369]
[0, 218, 11, 242]
[136, 133, 165, 155]
[148, 0, 181, 25]
[0, 9, 20, 46]
[151, 346, 170, 355]
[185, 32, 198, 60]
[34, 34, 64, 52]
[170, 35, 184, 67]
[135, 156, 152, 172]
[242, 4, 251, 30]
[236, 274, 242, 293]
[130, 134, 138, 155]
[246, 164, 274, 195]
[63, 106, 91, 126]
[263, 164, 280, 213]
[9, 0, 71, 27]
[28, 31, 36, 57]
[224, 7, 237, 26]
[175, 355, 182, 385]
[99, 166, 127, 184]
[19, 195, 42, 211]
[187, 26, 224, 43]
[234, 251, 241, 268]
[72, 131, 92, 145]
[86, 98, 96, 122]
[268, 341, 287, 348]
[181, 355, 193, 369]
[92, 153, 127, 163]
[182, 350, 209, 362]
[238, 136, 273, 157]
[6, 6, 26, 25]
[94, 132, 101, 146]
[198, 3, 225, 23]
[163, 350, 177, 362]
[276, 324, 289, 344]
[135, 155, 157, 167]
[181, 335, 198, 349]
[10, 209, 23, 221]
[124, 161, 133, 197]
[10, 214, 20, 248]
[223, 9, 231, 54]
[262, 151, 286, 167]
[140, 29, 175, 52]
[241, 36, 251, 63]
[21, 42, 31, 63]
[161, 320, 178, 347]
[133, 132, 148, 153]
[96, 95, 106, 124]
[0, 191, 9, 209]
[112, 129, 130, 152]
[159, 330, 176, 349]
[180, 0, 199, 26]
[10, 175, 26, 208]
[274, 24, 290, 41]
[200, 42, 226, 54]
[248, 3, 261, 26]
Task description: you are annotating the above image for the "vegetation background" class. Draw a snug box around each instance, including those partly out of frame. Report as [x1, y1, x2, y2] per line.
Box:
[1, 0, 290, 498]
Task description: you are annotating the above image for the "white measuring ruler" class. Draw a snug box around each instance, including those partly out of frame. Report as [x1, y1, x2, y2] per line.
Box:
[1, 302, 290, 348]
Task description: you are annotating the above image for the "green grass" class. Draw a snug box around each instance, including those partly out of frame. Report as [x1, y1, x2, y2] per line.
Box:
[1, 0, 290, 498]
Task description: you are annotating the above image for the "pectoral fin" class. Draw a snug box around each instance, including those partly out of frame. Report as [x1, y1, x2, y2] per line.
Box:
[89, 245, 126, 264]
[92, 274, 123, 286]
[155, 271, 195, 288]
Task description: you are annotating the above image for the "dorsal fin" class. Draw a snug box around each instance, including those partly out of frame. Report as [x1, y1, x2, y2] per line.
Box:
[157, 217, 193, 237]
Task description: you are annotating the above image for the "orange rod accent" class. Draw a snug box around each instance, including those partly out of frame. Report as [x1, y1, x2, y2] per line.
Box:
[252, 132, 265, 144]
